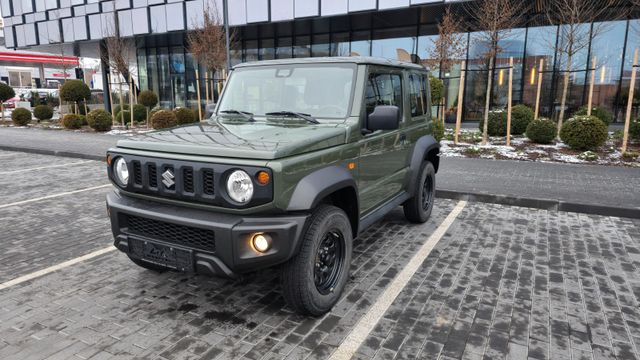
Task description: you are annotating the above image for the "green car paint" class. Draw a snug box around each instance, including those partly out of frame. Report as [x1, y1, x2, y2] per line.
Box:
[106, 57, 439, 279]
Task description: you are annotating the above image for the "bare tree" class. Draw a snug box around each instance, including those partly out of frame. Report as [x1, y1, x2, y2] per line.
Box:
[101, 14, 136, 126]
[428, 6, 467, 75]
[187, 2, 232, 84]
[463, 0, 527, 145]
[546, 0, 627, 137]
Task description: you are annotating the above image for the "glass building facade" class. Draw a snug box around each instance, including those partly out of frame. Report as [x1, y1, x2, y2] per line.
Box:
[229, 9, 640, 123]
[2, 0, 636, 120]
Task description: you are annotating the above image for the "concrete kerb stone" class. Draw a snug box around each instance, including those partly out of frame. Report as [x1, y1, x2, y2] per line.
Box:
[0, 145, 105, 161]
[436, 189, 640, 219]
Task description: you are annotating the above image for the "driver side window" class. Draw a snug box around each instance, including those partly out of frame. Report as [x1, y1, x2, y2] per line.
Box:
[364, 72, 403, 117]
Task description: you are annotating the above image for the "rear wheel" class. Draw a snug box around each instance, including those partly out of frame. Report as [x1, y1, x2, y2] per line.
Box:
[281, 205, 352, 316]
[403, 161, 435, 223]
[127, 255, 168, 273]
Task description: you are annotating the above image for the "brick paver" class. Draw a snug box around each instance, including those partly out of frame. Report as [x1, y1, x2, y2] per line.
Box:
[1, 151, 639, 360]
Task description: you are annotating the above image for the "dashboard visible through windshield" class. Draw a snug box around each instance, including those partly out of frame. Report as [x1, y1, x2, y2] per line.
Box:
[217, 64, 356, 120]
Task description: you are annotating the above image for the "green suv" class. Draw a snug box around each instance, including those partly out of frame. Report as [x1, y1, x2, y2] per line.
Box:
[106, 57, 440, 315]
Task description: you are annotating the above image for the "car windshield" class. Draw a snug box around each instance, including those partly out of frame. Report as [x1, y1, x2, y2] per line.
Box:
[217, 64, 356, 119]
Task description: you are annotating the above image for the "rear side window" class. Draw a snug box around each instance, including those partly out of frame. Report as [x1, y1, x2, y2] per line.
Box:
[364, 72, 403, 117]
[409, 73, 427, 117]
[421, 75, 430, 117]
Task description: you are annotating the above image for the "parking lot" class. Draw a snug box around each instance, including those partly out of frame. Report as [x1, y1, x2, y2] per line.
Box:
[0, 150, 639, 360]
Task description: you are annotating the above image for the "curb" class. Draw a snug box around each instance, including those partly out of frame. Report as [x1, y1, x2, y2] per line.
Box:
[436, 189, 640, 219]
[2, 145, 638, 219]
[0, 145, 105, 161]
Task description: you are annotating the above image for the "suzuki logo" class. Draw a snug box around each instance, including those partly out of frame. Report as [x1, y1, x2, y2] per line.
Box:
[162, 169, 175, 188]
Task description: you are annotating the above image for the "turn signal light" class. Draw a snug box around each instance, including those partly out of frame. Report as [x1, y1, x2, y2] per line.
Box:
[106, 154, 112, 166]
[256, 171, 270, 185]
[251, 233, 272, 253]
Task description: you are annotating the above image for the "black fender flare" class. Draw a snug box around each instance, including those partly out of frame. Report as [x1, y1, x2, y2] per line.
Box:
[407, 135, 440, 195]
[287, 165, 358, 212]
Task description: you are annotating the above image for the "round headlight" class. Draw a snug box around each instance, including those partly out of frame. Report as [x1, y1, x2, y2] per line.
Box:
[226, 170, 254, 204]
[113, 157, 129, 186]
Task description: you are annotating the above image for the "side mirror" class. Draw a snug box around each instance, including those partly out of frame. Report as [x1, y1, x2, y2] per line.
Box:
[366, 105, 400, 132]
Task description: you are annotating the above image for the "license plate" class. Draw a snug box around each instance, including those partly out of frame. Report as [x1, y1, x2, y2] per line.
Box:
[130, 238, 194, 272]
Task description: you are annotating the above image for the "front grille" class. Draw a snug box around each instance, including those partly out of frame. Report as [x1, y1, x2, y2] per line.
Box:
[110, 153, 273, 208]
[183, 168, 194, 193]
[125, 214, 216, 253]
[203, 169, 215, 195]
[148, 164, 158, 188]
[133, 161, 142, 185]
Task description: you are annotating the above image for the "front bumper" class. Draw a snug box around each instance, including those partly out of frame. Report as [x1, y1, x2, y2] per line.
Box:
[106, 191, 309, 277]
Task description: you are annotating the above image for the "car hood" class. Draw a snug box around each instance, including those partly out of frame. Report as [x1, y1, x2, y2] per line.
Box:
[115, 119, 348, 160]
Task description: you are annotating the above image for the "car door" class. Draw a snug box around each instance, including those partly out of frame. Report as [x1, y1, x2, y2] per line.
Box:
[358, 66, 411, 215]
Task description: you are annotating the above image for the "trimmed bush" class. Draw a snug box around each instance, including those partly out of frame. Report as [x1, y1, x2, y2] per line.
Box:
[113, 104, 130, 116]
[33, 105, 54, 121]
[116, 110, 132, 124]
[79, 114, 87, 126]
[560, 115, 608, 150]
[526, 118, 557, 144]
[61, 114, 83, 129]
[575, 106, 613, 125]
[432, 118, 445, 142]
[174, 107, 197, 125]
[87, 109, 113, 132]
[132, 104, 147, 122]
[138, 91, 158, 108]
[151, 110, 177, 129]
[60, 80, 91, 103]
[11, 108, 32, 126]
[511, 105, 534, 135]
[478, 111, 507, 136]
[0, 83, 15, 104]
[429, 76, 444, 104]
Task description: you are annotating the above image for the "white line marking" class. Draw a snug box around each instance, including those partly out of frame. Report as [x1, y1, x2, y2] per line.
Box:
[1, 160, 95, 174]
[0, 184, 112, 209]
[0, 246, 116, 291]
[0, 153, 19, 159]
[329, 200, 468, 360]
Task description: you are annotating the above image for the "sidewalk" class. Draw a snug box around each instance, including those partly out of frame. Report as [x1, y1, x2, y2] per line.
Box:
[1, 127, 638, 218]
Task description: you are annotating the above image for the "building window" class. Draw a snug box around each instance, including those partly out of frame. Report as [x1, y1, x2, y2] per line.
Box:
[8, 70, 32, 87]
[371, 27, 416, 61]
[522, 25, 557, 118]
[589, 20, 627, 120]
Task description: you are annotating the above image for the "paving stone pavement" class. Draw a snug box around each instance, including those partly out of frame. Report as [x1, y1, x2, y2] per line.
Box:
[1, 151, 640, 360]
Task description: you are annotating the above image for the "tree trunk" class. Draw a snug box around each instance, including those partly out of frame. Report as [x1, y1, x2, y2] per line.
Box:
[129, 72, 134, 128]
[622, 48, 639, 153]
[482, 57, 495, 145]
[558, 53, 572, 138]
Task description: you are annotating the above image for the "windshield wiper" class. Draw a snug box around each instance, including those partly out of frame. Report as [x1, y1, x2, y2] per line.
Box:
[265, 111, 319, 124]
[219, 109, 255, 122]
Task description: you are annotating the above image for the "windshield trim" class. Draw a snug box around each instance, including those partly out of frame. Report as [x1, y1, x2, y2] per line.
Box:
[216, 63, 358, 121]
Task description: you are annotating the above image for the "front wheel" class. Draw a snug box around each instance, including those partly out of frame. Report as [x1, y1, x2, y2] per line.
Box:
[403, 161, 435, 223]
[281, 205, 353, 316]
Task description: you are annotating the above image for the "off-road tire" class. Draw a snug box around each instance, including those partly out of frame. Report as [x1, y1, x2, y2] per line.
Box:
[281, 205, 353, 316]
[403, 161, 435, 223]
[127, 255, 168, 272]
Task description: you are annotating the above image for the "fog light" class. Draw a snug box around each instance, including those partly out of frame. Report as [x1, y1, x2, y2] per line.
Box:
[252, 233, 271, 253]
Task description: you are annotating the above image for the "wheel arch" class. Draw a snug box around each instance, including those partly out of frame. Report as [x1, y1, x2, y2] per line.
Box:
[287, 165, 359, 237]
[408, 135, 440, 195]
